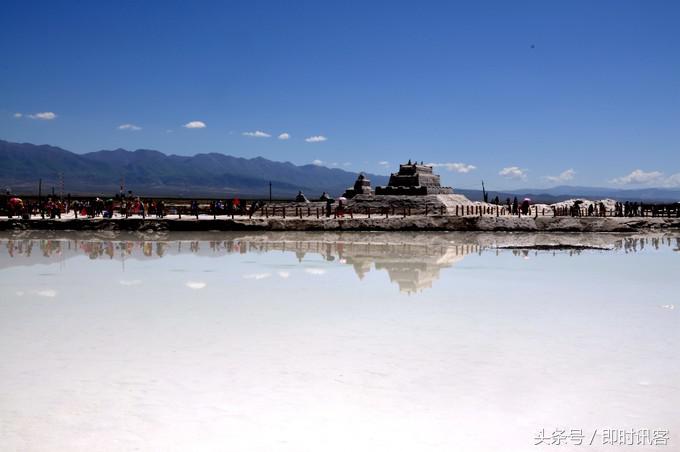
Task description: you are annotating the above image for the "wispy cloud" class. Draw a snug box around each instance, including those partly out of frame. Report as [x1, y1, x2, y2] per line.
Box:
[499, 166, 528, 180]
[278, 132, 290, 140]
[243, 130, 271, 138]
[342, 162, 351, 167]
[544, 168, 575, 183]
[312, 159, 324, 166]
[13, 113, 22, 118]
[665, 173, 680, 187]
[305, 135, 327, 143]
[610, 169, 664, 186]
[183, 120, 206, 129]
[429, 162, 476, 173]
[378, 161, 390, 167]
[118, 123, 141, 131]
[28, 112, 57, 120]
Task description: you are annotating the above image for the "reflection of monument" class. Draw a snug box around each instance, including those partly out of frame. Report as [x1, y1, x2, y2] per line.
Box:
[375, 161, 453, 196]
[343, 244, 474, 293]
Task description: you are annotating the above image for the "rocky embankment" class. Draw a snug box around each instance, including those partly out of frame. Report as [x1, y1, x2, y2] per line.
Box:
[1, 215, 679, 232]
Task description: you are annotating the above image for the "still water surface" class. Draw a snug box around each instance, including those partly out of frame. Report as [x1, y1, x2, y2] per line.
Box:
[0, 232, 678, 451]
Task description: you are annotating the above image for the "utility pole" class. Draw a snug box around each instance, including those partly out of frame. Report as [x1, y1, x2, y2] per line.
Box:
[38, 178, 42, 217]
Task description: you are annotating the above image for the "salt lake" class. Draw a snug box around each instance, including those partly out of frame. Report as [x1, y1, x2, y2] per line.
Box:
[0, 232, 678, 451]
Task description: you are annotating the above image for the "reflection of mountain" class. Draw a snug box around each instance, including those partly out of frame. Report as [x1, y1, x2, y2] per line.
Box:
[2, 233, 678, 292]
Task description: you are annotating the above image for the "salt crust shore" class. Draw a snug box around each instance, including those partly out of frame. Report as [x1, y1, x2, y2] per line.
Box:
[1, 215, 679, 233]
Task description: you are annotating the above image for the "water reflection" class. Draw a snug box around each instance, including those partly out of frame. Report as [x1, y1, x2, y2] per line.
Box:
[1, 232, 678, 293]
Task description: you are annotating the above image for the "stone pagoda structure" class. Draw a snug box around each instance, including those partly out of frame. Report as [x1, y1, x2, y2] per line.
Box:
[343, 173, 373, 199]
[375, 160, 453, 196]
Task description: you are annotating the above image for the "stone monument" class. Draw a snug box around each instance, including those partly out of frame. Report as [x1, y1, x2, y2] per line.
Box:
[375, 160, 453, 195]
[343, 173, 373, 199]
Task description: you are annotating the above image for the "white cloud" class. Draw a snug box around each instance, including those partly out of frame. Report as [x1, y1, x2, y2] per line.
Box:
[278, 271, 290, 279]
[608, 170, 680, 187]
[278, 132, 290, 140]
[183, 120, 206, 129]
[610, 169, 663, 185]
[28, 112, 57, 120]
[429, 162, 476, 173]
[544, 168, 575, 183]
[305, 135, 327, 143]
[243, 273, 271, 280]
[185, 281, 207, 289]
[312, 159, 324, 166]
[378, 161, 390, 167]
[499, 166, 528, 180]
[35, 289, 57, 297]
[305, 268, 326, 275]
[243, 130, 271, 138]
[118, 123, 141, 131]
[119, 279, 142, 286]
[13, 113, 22, 118]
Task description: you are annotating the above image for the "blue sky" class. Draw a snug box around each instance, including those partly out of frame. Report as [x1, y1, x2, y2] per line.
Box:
[1, 0, 679, 190]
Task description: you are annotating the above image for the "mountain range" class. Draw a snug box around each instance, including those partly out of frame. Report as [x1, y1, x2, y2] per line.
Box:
[1, 139, 679, 202]
[0, 140, 388, 198]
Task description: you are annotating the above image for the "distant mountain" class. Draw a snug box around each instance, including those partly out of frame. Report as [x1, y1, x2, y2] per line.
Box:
[506, 185, 680, 203]
[0, 140, 389, 198]
[458, 185, 680, 203]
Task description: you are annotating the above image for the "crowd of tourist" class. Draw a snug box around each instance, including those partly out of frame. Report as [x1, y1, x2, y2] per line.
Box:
[1, 189, 678, 219]
[0, 189, 270, 219]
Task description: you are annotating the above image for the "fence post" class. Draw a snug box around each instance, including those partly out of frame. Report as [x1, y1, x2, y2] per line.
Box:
[283, 207, 286, 218]
[425, 205, 428, 216]
[367, 207, 371, 218]
[316, 207, 319, 218]
[456, 205, 459, 216]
